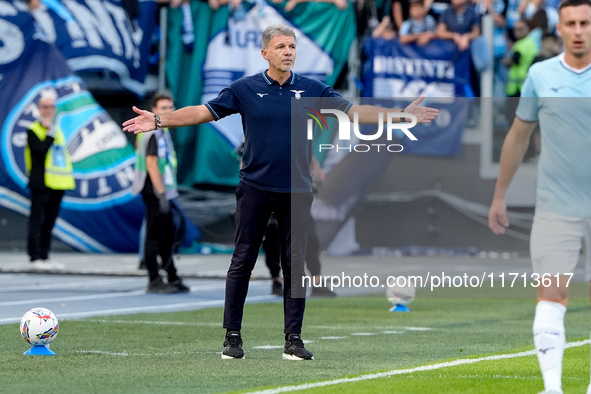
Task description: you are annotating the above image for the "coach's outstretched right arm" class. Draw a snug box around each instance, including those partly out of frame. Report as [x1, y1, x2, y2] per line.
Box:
[123, 105, 216, 134]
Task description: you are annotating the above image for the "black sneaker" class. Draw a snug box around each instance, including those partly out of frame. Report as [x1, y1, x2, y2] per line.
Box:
[271, 278, 283, 296]
[222, 331, 244, 359]
[147, 277, 178, 294]
[311, 286, 337, 298]
[169, 278, 190, 293]
[283, 334, 314, 360]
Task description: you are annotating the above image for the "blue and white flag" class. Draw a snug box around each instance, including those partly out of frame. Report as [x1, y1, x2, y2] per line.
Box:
[22, 0, 158, 96]
[0, 5, 144, 252]
[362, 38, 472, 98]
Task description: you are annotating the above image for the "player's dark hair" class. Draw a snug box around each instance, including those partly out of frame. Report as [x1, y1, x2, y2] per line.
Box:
[151, 93, 173, 109]
[559, 0, 591, 14]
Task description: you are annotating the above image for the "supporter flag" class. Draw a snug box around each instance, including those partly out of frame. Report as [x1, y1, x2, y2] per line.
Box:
[25, 0, 158, 96]
[0, 5, 144, 252]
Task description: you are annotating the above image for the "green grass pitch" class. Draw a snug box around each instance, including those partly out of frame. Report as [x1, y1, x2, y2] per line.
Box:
[2, 286, 590, 393]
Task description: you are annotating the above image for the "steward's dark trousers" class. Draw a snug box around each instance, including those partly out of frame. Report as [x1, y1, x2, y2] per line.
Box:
[224, 182, 313, 334]
[28, 189, 64, 261]
[142, 192, 178, 282]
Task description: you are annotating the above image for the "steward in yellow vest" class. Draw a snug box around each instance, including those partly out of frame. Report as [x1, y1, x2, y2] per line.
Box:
[25, 121, 75, 191]
[25, 96, 73, 269]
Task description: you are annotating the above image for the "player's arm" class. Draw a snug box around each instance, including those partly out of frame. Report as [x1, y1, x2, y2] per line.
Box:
[488, 117, 538, 234]
[123, 105, 215, 134]
[349, 96, 439, 124]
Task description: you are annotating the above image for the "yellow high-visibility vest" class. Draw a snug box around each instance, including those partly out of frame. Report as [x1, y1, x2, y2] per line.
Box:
[25, 121, 75, 190]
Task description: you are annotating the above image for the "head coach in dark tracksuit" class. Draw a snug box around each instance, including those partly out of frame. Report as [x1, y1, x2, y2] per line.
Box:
[123, 24, 439, 361]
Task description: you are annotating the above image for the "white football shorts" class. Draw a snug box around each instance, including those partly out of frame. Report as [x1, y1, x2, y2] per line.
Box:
[530, 211, 591, 281]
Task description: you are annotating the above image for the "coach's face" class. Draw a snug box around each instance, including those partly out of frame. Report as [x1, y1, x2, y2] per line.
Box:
[262, 35, 296, 73]
[557, 4, 591, 58]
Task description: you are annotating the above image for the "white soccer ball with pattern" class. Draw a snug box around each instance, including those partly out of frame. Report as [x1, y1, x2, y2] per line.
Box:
[386, 284, 416, 306]
[20, 307, 59, 346]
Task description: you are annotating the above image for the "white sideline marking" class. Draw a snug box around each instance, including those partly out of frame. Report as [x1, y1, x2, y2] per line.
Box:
[243, 340, 591, 394]
[0, 278, 139, 292]
[320, 336, 347, 340]
[0, 290, 146, 306]
[0, 282, 234, 307]
[0, 295, 276, 324]
[84, 319, 220, 326]
[77, 350, 137, 356]
[75, 350, 213, 356]
[404, 327, 432, 331]
[382, 331, 404, 334]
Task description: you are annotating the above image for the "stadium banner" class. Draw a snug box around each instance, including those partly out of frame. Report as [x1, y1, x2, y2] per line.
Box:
[362, 38, 472, 98]
[362, 38, 471, 157]
[0, 7, 144, 252]
[16, 0, 158, 96]
[166, 2, 356, 187]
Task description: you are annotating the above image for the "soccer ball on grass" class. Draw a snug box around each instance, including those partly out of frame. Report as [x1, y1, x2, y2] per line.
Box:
[20, 307, 59, 346]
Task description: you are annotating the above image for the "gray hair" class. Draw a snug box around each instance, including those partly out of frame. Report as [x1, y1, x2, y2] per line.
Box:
[261, 24, 296, 49]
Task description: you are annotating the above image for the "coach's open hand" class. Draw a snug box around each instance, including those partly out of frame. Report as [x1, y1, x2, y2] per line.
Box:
[122, 106, 157, 134]
[405, 95, 439, 124]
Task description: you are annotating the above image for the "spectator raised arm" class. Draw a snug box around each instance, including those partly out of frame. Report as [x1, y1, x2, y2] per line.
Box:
[392, 0, 410, 30]
[372, 15, 397, 39]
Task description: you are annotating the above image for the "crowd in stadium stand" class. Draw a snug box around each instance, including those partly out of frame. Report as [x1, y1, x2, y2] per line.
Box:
[157, 0, 563, 98]
[361, 0, 563, 97]
[26, 0, 564, 98]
